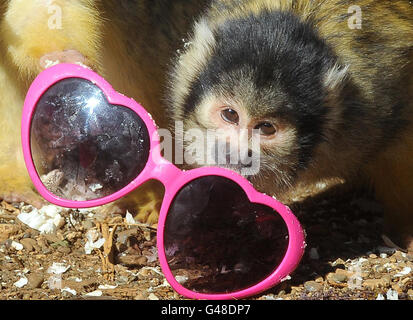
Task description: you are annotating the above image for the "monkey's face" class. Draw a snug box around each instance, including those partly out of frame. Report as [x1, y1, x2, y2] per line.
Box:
[179, 73, 303, 194]
[168, 12, 348, 196]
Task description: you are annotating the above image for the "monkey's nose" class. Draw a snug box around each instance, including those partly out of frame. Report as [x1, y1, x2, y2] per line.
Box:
[213, 142, 254, 167]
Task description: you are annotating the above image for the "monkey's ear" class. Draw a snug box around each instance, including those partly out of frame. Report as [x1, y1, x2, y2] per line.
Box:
[323, 63, 349, 91]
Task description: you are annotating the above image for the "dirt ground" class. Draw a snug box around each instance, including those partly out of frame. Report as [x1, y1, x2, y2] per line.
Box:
[0, 184, 412, 301]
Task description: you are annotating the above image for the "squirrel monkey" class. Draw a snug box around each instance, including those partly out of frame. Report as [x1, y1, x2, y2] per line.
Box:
[0, 0, 209, 224]
[167, 0, 413, 251]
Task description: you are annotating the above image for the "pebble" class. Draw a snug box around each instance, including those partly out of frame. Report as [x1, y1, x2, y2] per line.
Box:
[331, 258, 346, 267]
[14, 277, 28, 288]
[44, 233, 62, 243]
[20, 238, 38, 252]
[65, 231, 81, 242]
[27, 273, 44, 289]
[117, 254, 147, 266]
[57, 246, 71, 254]
[84, 290, 103, 297]
[81, 220, 94, 230]
[117, 228, 140, 245]
[11, 241, 23, 251]
[61, 289, 77, 298]
[36, 236, 49, 250]
[386, 289, 399, 300]
[362, 277, 390, 289]
[148, 293, 159, 300]
[0, 224, 20, 242]
[331, 272, 348, 283]
[376, 293, 385, 300]
[304, 281, 323, 292]
[134, 292, 148, 300]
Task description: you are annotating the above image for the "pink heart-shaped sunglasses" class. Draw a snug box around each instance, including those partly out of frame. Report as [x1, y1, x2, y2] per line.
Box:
[21, 63, 305, 300]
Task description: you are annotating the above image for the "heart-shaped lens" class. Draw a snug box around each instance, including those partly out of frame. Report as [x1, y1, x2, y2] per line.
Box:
[30, 78, 150, 201]
[164, 175, 289, 294]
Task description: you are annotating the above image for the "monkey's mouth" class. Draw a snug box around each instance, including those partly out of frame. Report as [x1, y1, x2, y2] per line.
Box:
[213, 162, 261, 180]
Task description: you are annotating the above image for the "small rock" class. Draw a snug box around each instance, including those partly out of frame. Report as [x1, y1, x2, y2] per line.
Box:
[44, 233, 61, 243]
[62, 278, 98, 292]
[148, 293, 159, 300]
[137, 267, 164, 280]
[394, 266, 411, 277]
[84, 290, 103, 297]
[115, 275, 130, 285]
[134, 292, 148, 300]
[392, 251, 408, 262]
[11, 241, 23, 251]
[137, 268, 152, 280]
[331, 258, 346, 267]
[327, 270, 350, 286]
[392, 284, 404, 294]
[362, 278, 390, 289]
[36, 236, 49, 250]
[20, 238, 38, 252]
[376, 293, 385, 300]
[386, 289, 399, 300]
[14, 277, 28, 288]
[117, 254, 147, 266]
[117, 228, 140, 245]
[47, 262, 70, 275]
[65, 231, 81, 242]
[81, 220, 94, 230]
[57, 246, 71, 254]
[27, 273, 44, 289]
[0, 224, 20, 242]
[304, 281, 323, 292]
[314, 277, 324, 283]
[98, 284, 118, 290]
[61, 288, 77, 298]
[332, 272, 348, 283]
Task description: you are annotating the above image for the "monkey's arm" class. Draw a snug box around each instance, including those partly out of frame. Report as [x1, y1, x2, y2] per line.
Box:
[0, 0, 103, 207]
[1, 0, 103, 76]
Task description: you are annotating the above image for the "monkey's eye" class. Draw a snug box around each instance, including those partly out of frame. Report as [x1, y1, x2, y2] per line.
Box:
[221, 108, 239, 125]
[255, 122, 277, 136]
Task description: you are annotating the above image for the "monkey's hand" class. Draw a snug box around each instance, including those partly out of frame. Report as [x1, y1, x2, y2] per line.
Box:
[40, 50, 89, 69]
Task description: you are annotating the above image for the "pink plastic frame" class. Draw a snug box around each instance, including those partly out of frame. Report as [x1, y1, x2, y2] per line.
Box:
[21, 63, 306, 300]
